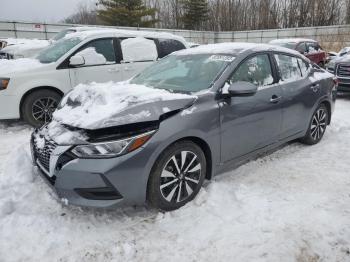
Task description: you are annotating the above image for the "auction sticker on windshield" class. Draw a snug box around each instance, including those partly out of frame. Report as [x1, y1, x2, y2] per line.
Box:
[208, 55, 235, 62]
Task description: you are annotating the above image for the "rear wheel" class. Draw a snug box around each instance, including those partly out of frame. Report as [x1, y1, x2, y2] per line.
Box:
[300, 104, 329, 145]
[21, 89, 62, 127]
[147, 141, 206, 211]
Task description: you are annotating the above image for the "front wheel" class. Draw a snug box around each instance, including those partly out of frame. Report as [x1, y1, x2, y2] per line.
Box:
[147, 141, 206, 211]
[300, 104, 329, 145]
[21, 89, 62, 127]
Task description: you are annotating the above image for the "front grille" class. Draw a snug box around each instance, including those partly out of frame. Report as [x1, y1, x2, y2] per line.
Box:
[337, 64, 350, 78]
[33, 135, 57, 172]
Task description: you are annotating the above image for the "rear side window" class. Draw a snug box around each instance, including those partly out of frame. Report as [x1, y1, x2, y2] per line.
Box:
[274, 54, 302, 81]
[157, 39, 186, 58]
[121, 37, 158, 62]
[230, 54, 274, 87]
[307, 42, 320, 53]
[296, 42, 307, 54]
[297, 58, 310, 77]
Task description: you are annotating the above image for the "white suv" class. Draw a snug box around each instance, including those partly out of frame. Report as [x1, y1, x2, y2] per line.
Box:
[0, 29, 188, 126]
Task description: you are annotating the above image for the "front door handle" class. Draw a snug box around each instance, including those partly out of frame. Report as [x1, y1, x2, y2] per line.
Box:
[270, 95, 282, 104]
[108, 68, 120, 73]
[311, 83, 320, 92]
[124, 67, 134, 71]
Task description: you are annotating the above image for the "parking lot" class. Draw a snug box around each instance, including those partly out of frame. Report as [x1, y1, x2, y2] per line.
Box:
[0, 95, 349, 262]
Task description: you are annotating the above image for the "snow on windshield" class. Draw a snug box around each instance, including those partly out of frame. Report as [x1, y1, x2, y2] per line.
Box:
[121, 37, 158, 62]
[0, 58, 45, 75]
[74, 47, 107, 65]
[53, 81, 194, 129]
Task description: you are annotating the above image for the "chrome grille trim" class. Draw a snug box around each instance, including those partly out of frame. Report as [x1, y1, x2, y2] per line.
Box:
[33, 136, 58, 173]
[336, 64, 350, 78]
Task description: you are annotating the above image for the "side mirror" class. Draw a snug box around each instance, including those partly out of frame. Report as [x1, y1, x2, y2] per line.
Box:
[227, 81, 258, 97]
[69, 55, 85, 67]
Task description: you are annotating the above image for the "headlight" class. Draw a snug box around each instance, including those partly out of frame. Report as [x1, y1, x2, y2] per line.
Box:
[0, 78, 10, 90]
[71, 130, 156, 158]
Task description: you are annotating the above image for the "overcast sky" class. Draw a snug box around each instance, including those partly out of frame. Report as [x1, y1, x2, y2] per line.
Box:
[0, 0, 96, 23]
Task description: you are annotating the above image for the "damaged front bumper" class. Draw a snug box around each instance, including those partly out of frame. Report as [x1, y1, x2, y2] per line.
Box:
[30, 130, 153, 208]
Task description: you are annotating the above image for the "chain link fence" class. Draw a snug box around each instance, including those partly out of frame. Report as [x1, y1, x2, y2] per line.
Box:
[1, 21, 349, 51]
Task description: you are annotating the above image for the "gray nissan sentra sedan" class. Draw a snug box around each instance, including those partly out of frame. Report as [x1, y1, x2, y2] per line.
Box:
[31, 43, 337, 211]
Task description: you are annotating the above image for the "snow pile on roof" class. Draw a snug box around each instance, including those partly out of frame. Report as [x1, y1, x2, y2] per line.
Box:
[173, 42, 299, 56]
[64, 28, 187, 47]
[74, 47, 107, 65]
[121, 37, 158, 62]
[174, 42, 258, 55]
[0, 58, 45, 75]
[269, 38, 317, 44]
[53, 81, 194, 129]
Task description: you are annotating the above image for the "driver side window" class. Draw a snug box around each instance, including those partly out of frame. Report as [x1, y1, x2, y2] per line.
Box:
[229, 54, 274, 88]
[74, 38, 117, 66]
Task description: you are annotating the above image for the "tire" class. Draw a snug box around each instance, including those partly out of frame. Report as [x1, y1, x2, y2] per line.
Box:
[300, 103, 329, 145]
[21, 89, 62, 127]
[147, 141, 206, 211]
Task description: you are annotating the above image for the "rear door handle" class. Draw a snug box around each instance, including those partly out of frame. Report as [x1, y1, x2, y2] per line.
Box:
[270, 95, 282, 104]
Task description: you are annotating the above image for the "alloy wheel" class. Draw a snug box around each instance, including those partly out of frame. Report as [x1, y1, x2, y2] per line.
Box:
[160, 150, 202, 203]
[32, 97, 58, 124]
[310, 107, 327, 141]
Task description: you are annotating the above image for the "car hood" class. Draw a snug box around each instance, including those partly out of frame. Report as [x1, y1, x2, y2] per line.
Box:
[1, 41, 49, 57]
[0, 58, 52, 77]
[53, 81, 197, 131]
[333, 55, 350, 63]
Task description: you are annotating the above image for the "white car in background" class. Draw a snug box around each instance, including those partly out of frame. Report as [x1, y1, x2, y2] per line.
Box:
[0, 27, 106, 59]
[0, 29, 188, 126]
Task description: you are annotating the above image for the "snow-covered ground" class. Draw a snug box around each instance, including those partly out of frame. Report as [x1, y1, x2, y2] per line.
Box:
[1, 96, 350, 262]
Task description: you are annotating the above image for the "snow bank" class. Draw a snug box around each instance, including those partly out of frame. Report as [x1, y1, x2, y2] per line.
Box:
[0, 58, 45, 75]
[53, 81, 194, 129]
[1, 99, 350, 261]
[121, 37, 158, 62]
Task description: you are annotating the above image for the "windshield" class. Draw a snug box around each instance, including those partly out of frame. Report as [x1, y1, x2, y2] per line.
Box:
[271, 42, 296, 50]
[52, 29, 76, 41]
[130, 54, 234, 93]
[36, 37, 82, 63]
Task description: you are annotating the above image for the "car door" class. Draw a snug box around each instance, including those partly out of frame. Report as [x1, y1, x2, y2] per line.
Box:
[69, 38, 123, 86]
[219, 53, 283, 163]
[273, 53, 319, 138]
[119, 37, 158, 79]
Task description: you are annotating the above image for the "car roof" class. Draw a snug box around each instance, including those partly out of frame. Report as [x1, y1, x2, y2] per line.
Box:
[269, 38, 317, 44]
[64, 28, 188, 47]
[173, 42, 302, 57]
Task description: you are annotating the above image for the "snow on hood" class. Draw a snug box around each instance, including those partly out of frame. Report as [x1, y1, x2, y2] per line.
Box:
[0, 58, 46, 75]
[53, 81, 196, 130]
[332, 54, 350, 63]
[1, 40, 49, 55]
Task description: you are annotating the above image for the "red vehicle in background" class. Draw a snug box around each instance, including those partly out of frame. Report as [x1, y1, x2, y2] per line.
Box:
[269, 38, 327, 67]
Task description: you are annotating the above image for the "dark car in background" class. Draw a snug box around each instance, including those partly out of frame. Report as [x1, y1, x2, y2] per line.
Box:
[270, 38, 327, 67]
[31, 43, 336, 211]
[327, 53, 350, 92]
